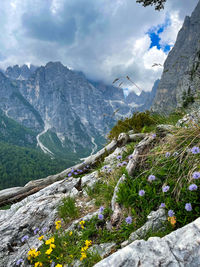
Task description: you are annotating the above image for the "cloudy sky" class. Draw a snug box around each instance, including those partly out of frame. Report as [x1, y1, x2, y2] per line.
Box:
[0, 0, 198, 93]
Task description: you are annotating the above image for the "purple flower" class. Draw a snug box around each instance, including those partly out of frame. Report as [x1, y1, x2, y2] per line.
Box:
[21, 235, 29, 242]
[34, 228, 39, 235]
[68, 173, 72, 177]
[42, 227, 48, 234]
[148, 175, 156, 182]
[191, 146, 200, 154]
[162, 186, 170, 193]
[117, 155, 122, 160]
[168, 210, 175, 217]
[192, 171, 200, 179]
[74, 172, 78, 175]
[165, 152, 171, 158]
[139, 190, 145, 196]
[128, 155, 133, 160]
[122, 161, 127, 166]
[117, 163, 122, 167]
[152, 134, 156, 138]
[185, 203, 192, 211]
[125, 216, 132, 224]
[99, 206, 105, 213]
[16, 259, 24, 266]
[160, 203, 165, 208]
[86, 165, 90, 168]
[188, 184, 198, 191]
[107, 168, 112, 173]
[103, 165, 108, 170]
[71, 168, 74, 173]
[98, 214, 104, 220]
[79, 170, 83, 173]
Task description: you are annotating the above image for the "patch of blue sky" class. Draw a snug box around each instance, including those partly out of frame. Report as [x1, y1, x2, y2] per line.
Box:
[147, 16, 171, 53]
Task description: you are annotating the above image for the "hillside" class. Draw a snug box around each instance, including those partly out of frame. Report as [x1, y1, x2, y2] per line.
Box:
[0, 109, 199, 266]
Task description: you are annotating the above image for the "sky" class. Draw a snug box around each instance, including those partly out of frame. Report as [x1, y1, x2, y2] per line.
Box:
[0, 0, 198, 93]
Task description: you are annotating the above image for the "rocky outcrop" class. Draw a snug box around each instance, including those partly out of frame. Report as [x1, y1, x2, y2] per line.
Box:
[95, 217, 200, 267]
[153, 0, 200, 113]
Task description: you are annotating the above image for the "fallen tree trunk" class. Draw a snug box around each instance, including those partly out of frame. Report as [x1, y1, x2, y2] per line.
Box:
[0, 133, 146, 207]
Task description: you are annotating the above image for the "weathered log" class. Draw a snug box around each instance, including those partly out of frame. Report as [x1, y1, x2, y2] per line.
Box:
[0, 133, 146, 207]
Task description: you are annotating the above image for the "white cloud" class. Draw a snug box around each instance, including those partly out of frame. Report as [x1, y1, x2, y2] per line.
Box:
[0, 0, 198, 94]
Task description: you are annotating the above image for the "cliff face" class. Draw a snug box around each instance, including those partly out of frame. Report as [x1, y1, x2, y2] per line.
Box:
[153, 0, 200, 113]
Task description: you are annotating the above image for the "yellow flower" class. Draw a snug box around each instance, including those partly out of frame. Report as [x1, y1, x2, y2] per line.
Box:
[168, 216, 176, 227]
[80, 252, 87, 261]
[79, 220, 85, 225]
[85, 240, 92, 247]
[69, 254, 73, 258]
[55, 264, 63, 267]
[45, 247, 53, 255]
[45, 237, 55, 245]
[69, 231, 73, 236]
[28, 248, 40, 258]
[81, 247, 87, 252]
[50, 243, 56, 249]
[38, 235, 44, 241]
[55, 220, 62, 229]
[35, 262, 43, 267]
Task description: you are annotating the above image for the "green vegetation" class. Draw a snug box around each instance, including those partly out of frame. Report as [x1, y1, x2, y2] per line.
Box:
[0, 142, 71, 190]
[57, 197, 80, 223]
[108, 110, 184, 140]
[182, 87, 194, 108]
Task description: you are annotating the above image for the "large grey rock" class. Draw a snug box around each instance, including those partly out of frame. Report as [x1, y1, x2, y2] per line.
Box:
[0, 177, 80, 266]
[94, 217, 200, 267]
[176, 108, 200, 127]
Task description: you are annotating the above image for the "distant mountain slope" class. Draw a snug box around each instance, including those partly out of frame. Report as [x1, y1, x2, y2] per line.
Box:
[153, 0, 200, 113]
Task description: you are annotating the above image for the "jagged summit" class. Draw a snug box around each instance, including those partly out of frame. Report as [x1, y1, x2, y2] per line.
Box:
[153, 0, 200, 113]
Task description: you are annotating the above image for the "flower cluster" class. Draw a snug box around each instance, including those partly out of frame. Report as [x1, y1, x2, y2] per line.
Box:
[45, 237, 56, 255]
[79, 220, 85, 229]
[80, 240, 92, 261]
[55, 220, 61, 230]
[125, 216, 132, 224]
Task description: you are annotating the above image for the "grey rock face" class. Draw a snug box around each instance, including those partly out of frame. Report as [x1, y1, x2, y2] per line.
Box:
[153, 0, 200, 113]
[176, 108, 200, 127]
[94, 217, 200, 267]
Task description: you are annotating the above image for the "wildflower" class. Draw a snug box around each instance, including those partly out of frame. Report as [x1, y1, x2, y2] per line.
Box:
[117, 155, 122, 160]
[79, 220, 85, 229]
[28, 248, 40, 258]
[168, 210, 175, 217]
[80, 252, 87, 261]
[55, 220, 61, 230]
[99, 206, 104, 213]
[42, 227, 48, 234]
[68, 173, 72, 177]
[55, 264, 62, 267]
[185, 203, 192, 211]
[192, 171, 200, 179]
[188, 184, 198, 191]
[162, 185, 170, 193]
[191, 146, 200, 154]
[16, 259, 23, 266]
[98, 214, 104, 220]
[125, 216, 132, 224]
[160, 203, 165, 208]
[86, 165, 90, 168]
[38, 235, 44, 241]
[165, 152, 171, 158]
[71, 168, 74, 173]
[128, 155, 133, 160]
[148, 175, 156, 182]
[152, 133, 156, 138]
[69, 231, 73, 236]
[74, 172, 78, 175]
[35, 262, 43, 267]
[85, 240, 92, 247]
[45, 247, 53, 255]
[50, 243, 56, 249]
[21, 235, 29, 242]
[103, 165, 108, 169]
[168, 216, 176, 227]
[122, 161, 127, 166]
[117, 163, 122, 167]
[107, 168, 112, 173]
[139, 190, 145, 196]
[45, 237, 55, 245]
[34, 228, 39, 235]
